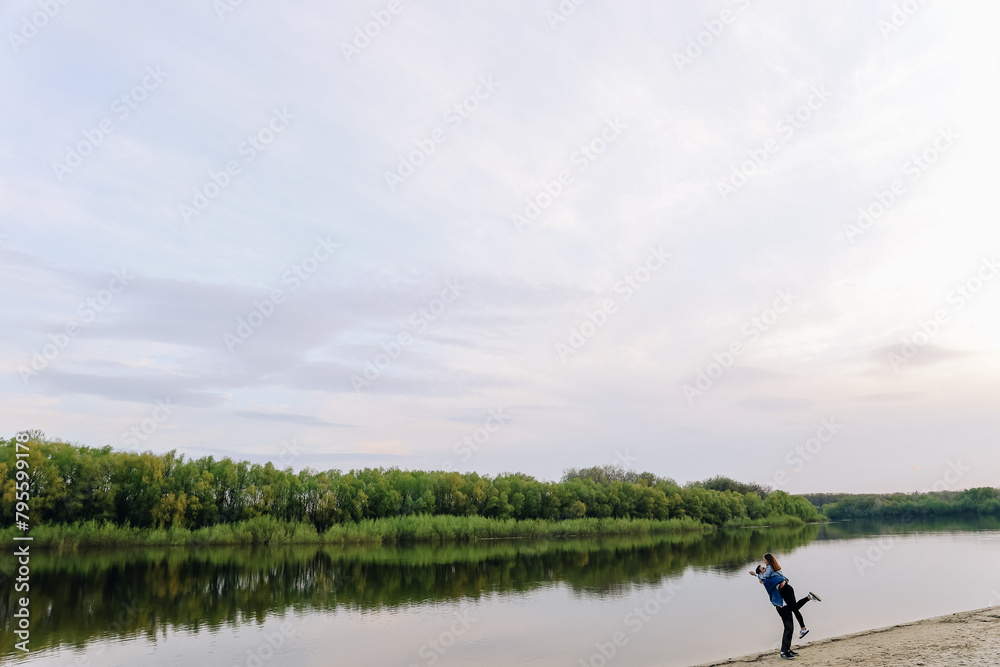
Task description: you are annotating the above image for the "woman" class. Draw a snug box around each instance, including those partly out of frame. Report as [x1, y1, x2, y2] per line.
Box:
[759, 553, 821, 638]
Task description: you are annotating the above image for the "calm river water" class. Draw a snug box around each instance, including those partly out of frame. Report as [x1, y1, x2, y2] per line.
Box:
[3, 517, 1000, 666]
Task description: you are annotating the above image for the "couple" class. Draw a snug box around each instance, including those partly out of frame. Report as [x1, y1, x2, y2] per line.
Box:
[749, 553, 821, 660]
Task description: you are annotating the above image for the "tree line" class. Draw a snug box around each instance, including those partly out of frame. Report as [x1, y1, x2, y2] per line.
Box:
[812, 488, 1000, 520]
[0, 436, 819, 530]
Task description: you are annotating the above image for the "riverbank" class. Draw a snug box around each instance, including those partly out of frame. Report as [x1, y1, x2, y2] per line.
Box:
[691, 607, 1000, 666]
[0, 514, 718, 549]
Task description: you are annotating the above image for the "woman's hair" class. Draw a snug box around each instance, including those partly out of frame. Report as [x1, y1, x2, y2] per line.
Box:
[763, 553, 781, 571]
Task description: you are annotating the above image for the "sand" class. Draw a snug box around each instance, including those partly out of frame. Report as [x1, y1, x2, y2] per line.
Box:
[690, 607, 1000, 666]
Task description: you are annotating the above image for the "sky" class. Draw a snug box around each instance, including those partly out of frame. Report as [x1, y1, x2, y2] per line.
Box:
[2, 0, 998, 494]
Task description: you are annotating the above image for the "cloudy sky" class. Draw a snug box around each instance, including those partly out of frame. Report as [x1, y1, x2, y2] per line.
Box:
[3, 0, 998, 493]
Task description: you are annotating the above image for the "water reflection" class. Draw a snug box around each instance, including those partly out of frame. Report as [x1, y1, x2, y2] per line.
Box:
[5, 517, 996, 658]
[0, 525, 825, 656]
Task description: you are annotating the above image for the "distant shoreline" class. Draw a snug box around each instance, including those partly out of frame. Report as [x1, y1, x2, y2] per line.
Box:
[689, 607, 1000, 666]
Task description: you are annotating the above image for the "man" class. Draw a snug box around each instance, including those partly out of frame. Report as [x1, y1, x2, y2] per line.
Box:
[752, 564, 798, 660]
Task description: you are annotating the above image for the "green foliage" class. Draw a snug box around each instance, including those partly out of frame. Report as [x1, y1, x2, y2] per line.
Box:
[820, 488, 1000, 520]
[723, 514, 805, 529]
[0, 435, 823, 537]
[696, 475, 771, 499]
[0, 515, 710, 549]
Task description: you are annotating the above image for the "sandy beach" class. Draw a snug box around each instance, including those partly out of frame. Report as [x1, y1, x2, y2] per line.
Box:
[691, 607, 1000, 666]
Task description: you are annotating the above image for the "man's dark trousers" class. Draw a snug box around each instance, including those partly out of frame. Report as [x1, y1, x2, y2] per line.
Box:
[775, 604, 794, 654]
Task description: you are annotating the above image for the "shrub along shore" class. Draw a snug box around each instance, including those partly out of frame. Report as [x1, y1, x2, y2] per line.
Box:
[2, 435, 822, 549]
[1, 515, 724, 550]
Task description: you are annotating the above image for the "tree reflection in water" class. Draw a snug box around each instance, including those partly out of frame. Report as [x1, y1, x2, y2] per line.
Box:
[1, 525, 824, 655]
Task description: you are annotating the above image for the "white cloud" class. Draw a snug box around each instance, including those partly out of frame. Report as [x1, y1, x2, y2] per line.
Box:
[3, 0, 999, 492]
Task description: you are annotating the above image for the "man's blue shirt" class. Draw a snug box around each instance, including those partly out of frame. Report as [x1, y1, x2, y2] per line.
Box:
[759, 572, 787, 607]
